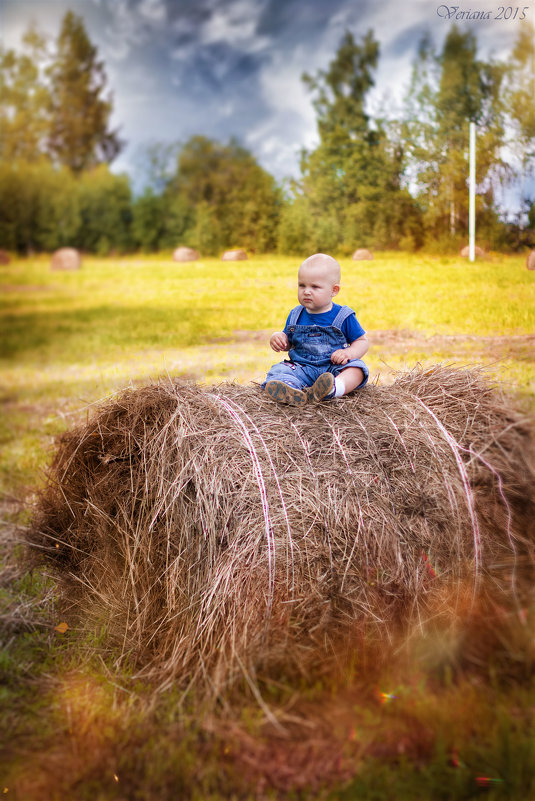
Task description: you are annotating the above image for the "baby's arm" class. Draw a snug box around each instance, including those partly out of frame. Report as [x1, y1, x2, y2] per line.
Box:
[270, 331, 290, 352]
[331, 335, 369, 365]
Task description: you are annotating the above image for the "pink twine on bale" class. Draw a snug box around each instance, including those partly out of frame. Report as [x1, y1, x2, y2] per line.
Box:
[412, 396, 482, 590]
[207, 393, 277, 610]
[212, 394, 296, 588]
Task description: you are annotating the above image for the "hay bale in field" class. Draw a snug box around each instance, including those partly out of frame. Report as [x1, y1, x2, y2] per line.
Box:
[50, 247, 81, 271]
[29, 367, 535, 697]
[526, 250, 535, 270]
[352, 249, 373, 260]
[222, 249, 247, 261]
[0, 250, 11, 265]
[173, 246, 199, 262]
[460, 245, 486, 258]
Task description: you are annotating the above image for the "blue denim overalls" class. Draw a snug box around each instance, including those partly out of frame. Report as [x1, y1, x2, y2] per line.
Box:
[263, 305, 369, 391]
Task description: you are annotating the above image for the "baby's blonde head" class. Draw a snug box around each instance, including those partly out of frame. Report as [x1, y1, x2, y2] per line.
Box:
[298, 253, 341, 286]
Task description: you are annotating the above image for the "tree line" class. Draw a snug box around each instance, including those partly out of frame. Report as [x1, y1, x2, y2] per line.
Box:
[1, 11, 533, 256]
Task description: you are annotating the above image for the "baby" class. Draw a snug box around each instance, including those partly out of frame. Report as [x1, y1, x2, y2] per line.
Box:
[263, 253, 369, 406]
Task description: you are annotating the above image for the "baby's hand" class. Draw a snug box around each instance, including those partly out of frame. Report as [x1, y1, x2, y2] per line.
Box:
[270, 331, 289, 352]
[331, 349, 350, 365]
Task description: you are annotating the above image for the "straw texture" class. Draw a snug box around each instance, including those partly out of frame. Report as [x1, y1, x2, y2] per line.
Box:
[29, 367, 535, 695]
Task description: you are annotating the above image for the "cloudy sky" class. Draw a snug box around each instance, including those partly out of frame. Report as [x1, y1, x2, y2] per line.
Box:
[1, 0, 533, 204]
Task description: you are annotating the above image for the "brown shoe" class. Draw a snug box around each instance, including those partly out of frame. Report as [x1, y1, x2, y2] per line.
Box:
[265, 380, 307, 406]
[311, 372, 335, 401]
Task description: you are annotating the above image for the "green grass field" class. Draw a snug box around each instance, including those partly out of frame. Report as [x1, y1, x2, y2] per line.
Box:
[1, 251, 535, 800]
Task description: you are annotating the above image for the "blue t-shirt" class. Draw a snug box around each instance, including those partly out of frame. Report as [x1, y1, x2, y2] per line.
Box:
[284, 303, 365, 344]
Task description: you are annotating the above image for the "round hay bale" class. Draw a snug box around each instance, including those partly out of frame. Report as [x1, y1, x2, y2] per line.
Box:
[29, 367, 535, 697]
[173, 246, 199, 262]
[0, 250, 11, 265]
[526, 250, 535, 271]
[460, 245, 486, 258]
[50, 247, 81, 271]
[352, 249, 374, 260]
[222, 249, 248, 261]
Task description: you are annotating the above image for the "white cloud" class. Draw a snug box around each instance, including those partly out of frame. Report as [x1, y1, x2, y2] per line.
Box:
[246, 123, 312, 179]
[170, 45, 192, 61]
[220, 100, 235, 117]
[171, 15, 198, 36]
[326, 7, 352, 31]
[199, 0, 270, 53]
[105, 38, 131, 61]
[101, 0, 169, 61]
[138, 0, 167, 22]
[102, 0, 143, 60]
[258, 45, 318, 132]
[245, 101, 319, 180]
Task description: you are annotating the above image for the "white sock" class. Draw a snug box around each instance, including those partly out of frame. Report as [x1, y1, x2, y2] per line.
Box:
[334, 377, 345, 398]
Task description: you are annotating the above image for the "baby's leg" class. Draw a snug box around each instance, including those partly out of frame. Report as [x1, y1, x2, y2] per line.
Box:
[333, 359, 368, 396]
[263, 361, 309, 406]
[337, 366, 365, 394]
[263, 361, 309, 390]
[311, 362, 367, 401]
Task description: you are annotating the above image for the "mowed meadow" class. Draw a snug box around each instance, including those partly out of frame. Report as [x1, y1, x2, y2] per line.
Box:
[1, 251, 535, 801]
[2, 251, 534, 496]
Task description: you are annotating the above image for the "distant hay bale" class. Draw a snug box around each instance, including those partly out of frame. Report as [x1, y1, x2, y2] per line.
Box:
[527, 250, 535, 271]
[173, 246, 199, 262]
[50, 248, 81, 271]
[352, 249, 373, 260]
[0, 250, 11, 265]
[460, 245, 486, 258]
[29, 367, 535, 697]
[222, 249, 248, 261]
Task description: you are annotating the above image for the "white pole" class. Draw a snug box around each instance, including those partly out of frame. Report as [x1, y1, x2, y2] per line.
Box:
[469, 121, 476, 262]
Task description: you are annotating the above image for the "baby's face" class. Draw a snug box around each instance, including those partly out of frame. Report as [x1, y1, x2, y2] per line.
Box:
[297, 263, 339, 313]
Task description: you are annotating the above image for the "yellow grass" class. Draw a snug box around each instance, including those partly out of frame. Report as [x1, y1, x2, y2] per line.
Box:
[1, 251, 534, 501]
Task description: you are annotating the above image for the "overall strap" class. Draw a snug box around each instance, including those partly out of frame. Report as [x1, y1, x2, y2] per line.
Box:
[331, 305, 354, 330]
[286, 305, 304, 328]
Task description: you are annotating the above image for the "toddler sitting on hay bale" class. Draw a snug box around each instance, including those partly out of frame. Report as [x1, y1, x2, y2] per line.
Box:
[29, 367, 535, 699]
[264, 253, 369, 405]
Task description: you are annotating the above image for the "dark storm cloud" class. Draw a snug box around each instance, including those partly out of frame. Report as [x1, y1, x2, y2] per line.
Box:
[256, 0, 308, 38]
[256, 0, 373, 39]
[177, 45, 266, 93]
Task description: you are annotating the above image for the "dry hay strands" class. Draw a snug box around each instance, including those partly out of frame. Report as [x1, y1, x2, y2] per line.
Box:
[28, 366, 535, 698]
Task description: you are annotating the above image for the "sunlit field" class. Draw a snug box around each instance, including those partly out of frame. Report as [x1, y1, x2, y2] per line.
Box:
[2, 251, 534, 499]
[1, 251, 535, 800]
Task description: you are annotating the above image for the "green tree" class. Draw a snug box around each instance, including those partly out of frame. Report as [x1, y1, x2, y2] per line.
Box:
[0, 160, 79, 253]
[47, 11, 123, 172]
[166, 136, 281, 254]
[298, 30, 421, 251]
[135, 141, 182, 195]
[403, 26, 505, 244]
[132, 189, 167, 252]
[131, 186, 193, 252]
[504, 22, 535, 226]
[277, 195, 314, 255]
[192, 201, 223, 255]
[76, 165, 132, 254]
[0, 25, 51, 162]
